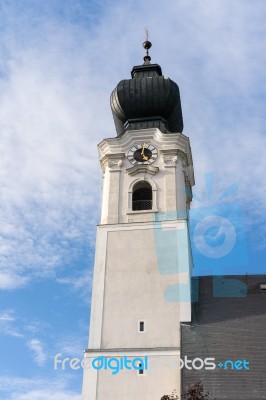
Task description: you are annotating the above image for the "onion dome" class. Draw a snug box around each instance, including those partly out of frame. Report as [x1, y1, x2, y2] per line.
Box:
[110, 40, 184, 136]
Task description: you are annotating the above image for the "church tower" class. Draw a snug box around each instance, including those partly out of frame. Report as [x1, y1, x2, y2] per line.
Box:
[82, 39, 195, 400]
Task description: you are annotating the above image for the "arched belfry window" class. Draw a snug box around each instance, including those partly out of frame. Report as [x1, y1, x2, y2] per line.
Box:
[132, 181, 152, 211]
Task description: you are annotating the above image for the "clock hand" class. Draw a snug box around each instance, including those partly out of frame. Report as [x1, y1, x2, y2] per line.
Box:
[141, 144, 145, 157]
[141, 143, 148, 160]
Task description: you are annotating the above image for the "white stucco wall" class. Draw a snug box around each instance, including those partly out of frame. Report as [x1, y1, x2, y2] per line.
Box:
[82, 128, 194, 399]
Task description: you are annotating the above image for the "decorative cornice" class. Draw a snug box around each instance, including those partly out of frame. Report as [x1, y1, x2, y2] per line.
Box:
[160, 149, 179, 167]
[84, 347, 180, 354]
[101, 153, 124, 171]
[126, 164, 159, 176]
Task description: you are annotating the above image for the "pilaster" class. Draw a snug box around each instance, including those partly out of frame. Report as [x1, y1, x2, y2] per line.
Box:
[101, 153, 124, 224]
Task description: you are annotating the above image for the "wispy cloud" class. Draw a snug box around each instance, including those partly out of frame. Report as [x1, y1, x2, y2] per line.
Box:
[57, 268, 93, 304]
[26, 339, 47, 366]
[0, 309, 23, 337]
[10, 390, 80, 400]
[56, 336, 86, 358]
[0, 45, 99, 288]
[0, 308, 53, 346]
[0, 375, 80, 400]
[0, 310, 15, 323]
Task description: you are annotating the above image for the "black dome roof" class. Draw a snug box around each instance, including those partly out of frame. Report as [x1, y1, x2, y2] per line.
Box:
[110, 62, 183, 136]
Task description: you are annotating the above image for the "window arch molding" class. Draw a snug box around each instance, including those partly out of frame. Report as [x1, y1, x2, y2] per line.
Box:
[128, 178, 158, 213]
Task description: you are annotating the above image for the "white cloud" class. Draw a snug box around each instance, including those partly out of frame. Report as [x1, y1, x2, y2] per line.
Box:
[26, 339, 47, 366]
[0, 271, 29, 290]
[0, 375, 80, 400]
[56, 337, 86, 359]
[57, 268, 93, 304]
[0, 309, 23, 337]
[10, 390, 80, 400]
[0, 308, 52, 343]
[0, 49, 99, 287]
[0, 310, 14, 322]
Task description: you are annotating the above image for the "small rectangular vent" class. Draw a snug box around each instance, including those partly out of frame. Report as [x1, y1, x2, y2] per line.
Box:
[138, 363, 144, 375]
[138, 320, 145, 332]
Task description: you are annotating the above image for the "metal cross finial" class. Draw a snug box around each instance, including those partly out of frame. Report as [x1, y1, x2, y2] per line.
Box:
[142, 27, 152, 63]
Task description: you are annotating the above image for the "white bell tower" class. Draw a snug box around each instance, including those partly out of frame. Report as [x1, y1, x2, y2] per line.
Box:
[82, 40, 194, 400]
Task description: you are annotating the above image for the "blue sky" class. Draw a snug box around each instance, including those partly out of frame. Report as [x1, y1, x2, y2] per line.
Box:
[0, 0, 266, 398]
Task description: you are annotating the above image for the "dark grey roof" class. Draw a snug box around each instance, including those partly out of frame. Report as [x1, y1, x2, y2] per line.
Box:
[181, 275, 266, 400]
[110, 62, 183, 136]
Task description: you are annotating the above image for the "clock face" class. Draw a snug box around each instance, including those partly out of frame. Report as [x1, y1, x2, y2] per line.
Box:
[127, 143, 158, 165]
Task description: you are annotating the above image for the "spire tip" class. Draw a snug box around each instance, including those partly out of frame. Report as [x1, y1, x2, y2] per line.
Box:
[142, 27, 152, 63]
